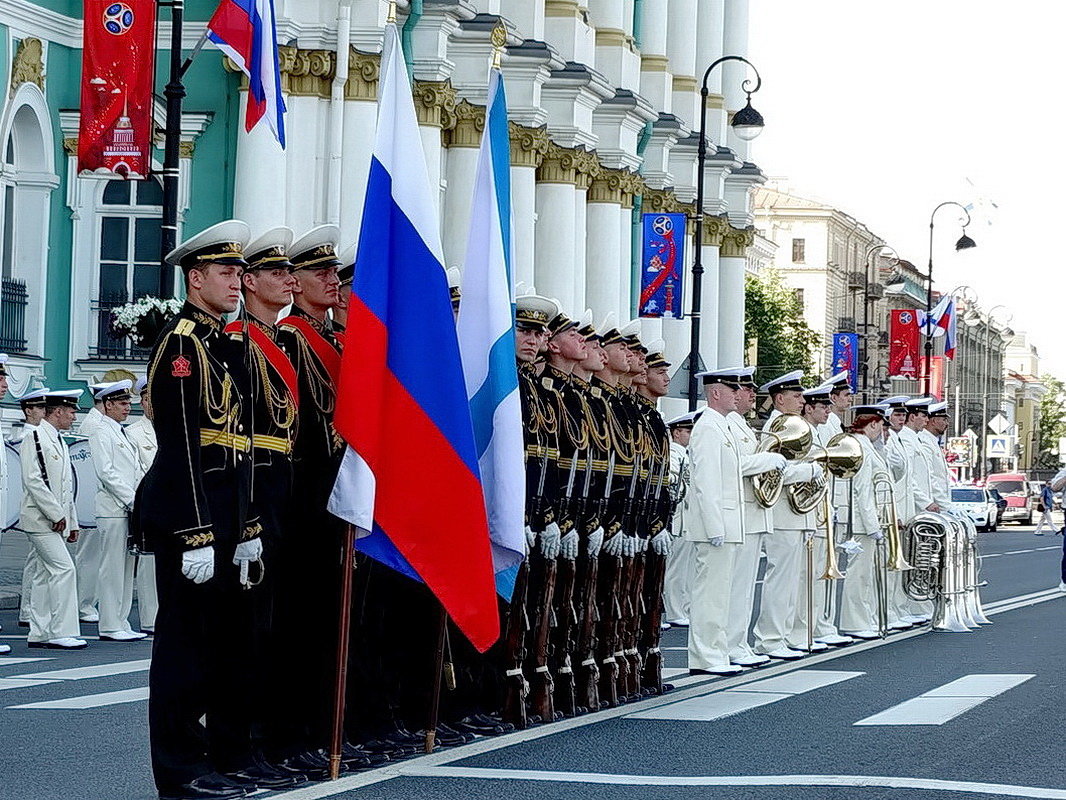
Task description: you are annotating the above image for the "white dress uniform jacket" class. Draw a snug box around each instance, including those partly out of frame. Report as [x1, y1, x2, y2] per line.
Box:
[919, 430, 953, 510]
[839, 435, 890, 633]
[663, 440, 694, 623]
[125, 416, 158, 472]
[74, 406, 106, 618]
[897, 427, 935, 515]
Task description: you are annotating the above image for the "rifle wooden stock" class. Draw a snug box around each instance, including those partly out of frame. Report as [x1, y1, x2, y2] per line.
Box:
[575, 547, 601, 712]
[596, 551, 624, 708]
[622, 551, 646, 698]
[640, 551, 668, 694]
[501, 561, 530, 729]
[551, 556, 579, 716]
[527, 554, 557, 722]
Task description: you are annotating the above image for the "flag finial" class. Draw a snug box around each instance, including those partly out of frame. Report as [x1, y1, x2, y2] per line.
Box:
[491, 23, 506, 69]
[387, 0, 397, 24]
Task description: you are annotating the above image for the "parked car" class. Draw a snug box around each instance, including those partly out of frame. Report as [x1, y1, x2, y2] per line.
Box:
[951, 486, 1000, 532]
[985, 473, 1033, 524]
[987, 488, 1008, 524]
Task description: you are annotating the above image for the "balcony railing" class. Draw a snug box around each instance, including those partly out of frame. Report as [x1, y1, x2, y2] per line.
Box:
[0, 277, 28, 353]
[91, 294, 150, 361]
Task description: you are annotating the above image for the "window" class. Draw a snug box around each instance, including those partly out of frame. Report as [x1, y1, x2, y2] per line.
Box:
[93, 179, 163, 359]
[792, 237, 805, 263]
[793, 288, 805, 310]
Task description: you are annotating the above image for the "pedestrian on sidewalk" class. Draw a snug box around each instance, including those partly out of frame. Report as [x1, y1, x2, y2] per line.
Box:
[1051, 470, 1066, 593]
[1034, 482, 1056, 535]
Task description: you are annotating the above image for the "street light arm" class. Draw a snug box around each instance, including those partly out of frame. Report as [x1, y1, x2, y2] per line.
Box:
[700, 55, 762, 96]
[929, 200, 972, 230]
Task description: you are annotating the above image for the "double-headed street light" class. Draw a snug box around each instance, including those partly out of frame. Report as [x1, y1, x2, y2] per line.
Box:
[860, 243, 899, 401]
[923, 201, 977, 396]
[686, 56, 764, 410]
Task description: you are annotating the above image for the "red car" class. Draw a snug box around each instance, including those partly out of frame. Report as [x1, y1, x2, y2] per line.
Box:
[985, 473, 1033, 525]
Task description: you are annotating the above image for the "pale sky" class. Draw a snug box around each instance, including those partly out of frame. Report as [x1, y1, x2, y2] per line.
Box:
[747, 1, 1065, 380]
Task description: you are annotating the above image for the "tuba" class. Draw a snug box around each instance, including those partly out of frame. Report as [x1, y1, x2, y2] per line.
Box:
[788, 433, 864, 514]
[902, 512, 973, 633]
[752, 413, 813, 508]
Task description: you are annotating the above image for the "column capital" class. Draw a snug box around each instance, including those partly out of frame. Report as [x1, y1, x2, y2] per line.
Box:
[278, 46, 335, 98]
[701, 215, 731, 247]
[509, 123, 552, 168]
[413, 80, 458, 128]
[444, 99, 486, 147]
[643, 188, 686, 214]
[573, 148, 601, 190]
[346, 49, 381, 101]
[720, 224, 755, 257]
[537, 141, 580, 184]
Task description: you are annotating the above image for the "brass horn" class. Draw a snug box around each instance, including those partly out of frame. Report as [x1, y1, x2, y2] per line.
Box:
[752, 413, 813, 508]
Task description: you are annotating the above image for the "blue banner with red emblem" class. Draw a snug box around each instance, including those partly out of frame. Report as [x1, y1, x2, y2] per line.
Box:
[639, 213, 686, 318]
[832, 332, 859, 390]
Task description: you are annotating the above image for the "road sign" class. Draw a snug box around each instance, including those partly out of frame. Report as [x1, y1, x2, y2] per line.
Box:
[947, 437, 974, 466]
[988, 414, 1010, 435]
[987, 436, 1012, 459]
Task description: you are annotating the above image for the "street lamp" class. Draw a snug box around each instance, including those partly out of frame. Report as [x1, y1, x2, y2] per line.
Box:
[980, 304, 1013, 479]
[860, 243, 899, 400]
[923, 201, 976, 397]
[686, 56, 764, 411]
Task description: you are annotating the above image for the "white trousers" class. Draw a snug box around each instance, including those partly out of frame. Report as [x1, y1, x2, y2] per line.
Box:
[753, 529, 804, 654]
[26, 530, 81, 642]
[788, 535, 840, 648]
[97, 517, 137, 636]
[135, 554, 158, 630]
[839, 536, 878, 633]
[727, 531, 766, 659]
[75, 527, 104, 618]
[19, 546, 38, 623]
[663, 536, 695, 622]
[688, 541, 741, 670]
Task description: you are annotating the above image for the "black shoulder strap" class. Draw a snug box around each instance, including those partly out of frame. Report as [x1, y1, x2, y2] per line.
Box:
[33, 429, 50, 490]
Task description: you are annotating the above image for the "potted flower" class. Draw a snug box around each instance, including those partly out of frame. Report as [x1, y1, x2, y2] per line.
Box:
[109, 296, 184, 349]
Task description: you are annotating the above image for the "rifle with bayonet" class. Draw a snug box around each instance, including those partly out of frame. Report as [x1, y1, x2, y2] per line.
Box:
[549, 449, 582, 718]
[609, 451, 642, 702]
[570, 447, 601, 713]
[641, 453, 672, 695]
[621, 449, 656, 698]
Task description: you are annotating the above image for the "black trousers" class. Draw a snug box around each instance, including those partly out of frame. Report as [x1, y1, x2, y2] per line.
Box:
[149, 541, 253, 792]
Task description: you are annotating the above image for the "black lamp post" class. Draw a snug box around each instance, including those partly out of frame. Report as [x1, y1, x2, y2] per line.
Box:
[686, 56, 764, 411]
[860, 243, 899, 401]
[923, 201, 976, 397]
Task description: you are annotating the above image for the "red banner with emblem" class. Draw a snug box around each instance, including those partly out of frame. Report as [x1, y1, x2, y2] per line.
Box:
[78, 1, 156, 178]
[888, 309, 920, 378]
[920, 355, 946, 400]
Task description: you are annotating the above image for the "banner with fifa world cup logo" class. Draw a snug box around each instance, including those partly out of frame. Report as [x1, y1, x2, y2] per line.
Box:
[78, 1, 156, 178]
[639, 213, 686, 318]
[888, 309, 920, 378]
[832, 332, 859, 390]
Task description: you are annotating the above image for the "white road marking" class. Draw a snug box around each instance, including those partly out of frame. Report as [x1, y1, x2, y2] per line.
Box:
[8, 686, 149, 710]
[981, 545, 1059, 559]
[855, 674, 1034, 726]
[0, 658, 54, 668]
[0, 678, 61, 691]
[394, 767, 1066, 798]
[627, 670, 863, 721]
[8, 658, 151, 681]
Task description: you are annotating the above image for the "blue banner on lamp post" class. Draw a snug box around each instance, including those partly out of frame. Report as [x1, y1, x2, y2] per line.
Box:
[832, 332, 860, 390]
[639, 213, 686, 318]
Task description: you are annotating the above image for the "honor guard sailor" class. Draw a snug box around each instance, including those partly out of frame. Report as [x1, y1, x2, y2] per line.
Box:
[687, 369, 786, 675]
[138, 220, 260, 800]
[74, 380, 111, 624]
[124, 376, 159, 633]
[663, 411, 698, 629]
[87, 380, 148, 642]
[21, 390, 85, 650]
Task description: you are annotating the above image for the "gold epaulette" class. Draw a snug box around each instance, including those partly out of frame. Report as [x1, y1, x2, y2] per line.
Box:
[175, 319, 196, 337]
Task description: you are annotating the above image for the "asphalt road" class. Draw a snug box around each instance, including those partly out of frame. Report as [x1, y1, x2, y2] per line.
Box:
[1, 523, 1063, 800]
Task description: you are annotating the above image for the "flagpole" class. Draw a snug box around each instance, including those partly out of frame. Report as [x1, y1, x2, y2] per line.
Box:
[328, 524, 357, 780]
[158, 0, 187, 299]
[424, 603, 449, 753]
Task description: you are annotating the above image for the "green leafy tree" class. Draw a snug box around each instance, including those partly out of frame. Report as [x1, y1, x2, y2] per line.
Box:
[1035, 373, 1066, 469]
[744, 269, 821, 388]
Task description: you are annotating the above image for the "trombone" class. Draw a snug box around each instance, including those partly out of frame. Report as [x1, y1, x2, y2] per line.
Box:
[872, 471, 912, 637]
[752, 414, 812, 508]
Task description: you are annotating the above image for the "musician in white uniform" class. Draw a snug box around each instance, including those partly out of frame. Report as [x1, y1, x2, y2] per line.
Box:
[13, 388, 50, 631]
[87, 380, 148, 642]
[725, 367, 773, 667]
[920, 402, 954, 513]
[753, 371, 825, 661]
[823, 371, 853, 437]
[21, 390, 85, 650]
[74, 381, 109, 624]
[687, 369, 786, 675]
[663, 411, 698, 627]
[124, 376, 159, 632]
[789, 383, 852, 651]
[897, 397, 937, 623]
[877, 396, 916, 629]
[839, 405, 891, 638]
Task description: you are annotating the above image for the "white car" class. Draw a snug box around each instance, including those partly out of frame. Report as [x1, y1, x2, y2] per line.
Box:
[951, 487, 999, 532]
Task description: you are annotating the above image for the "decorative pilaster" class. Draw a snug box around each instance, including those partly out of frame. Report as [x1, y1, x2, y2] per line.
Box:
[536, 142, 580, 184]
[573, 148, 601, 191]
[508, 123, 551, 168]
[445, 99, 486, 148]
[345, 49, 381, 101]
[701, 215, 731, 247]
[10, 38, 45, 95]
[720, 225, 755, 257]
[277, 47, 335, 97]
[413, 81, 458, 129]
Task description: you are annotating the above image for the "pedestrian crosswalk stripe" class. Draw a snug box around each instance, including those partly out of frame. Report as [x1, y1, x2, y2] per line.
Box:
[8, 686, 149, 710]
[854, 674, 1034, 726]
[8, 658, 151, 682]
[0, 678, 61, 692]
[0, 658, 54, 668]
[626, 670, 864, 721]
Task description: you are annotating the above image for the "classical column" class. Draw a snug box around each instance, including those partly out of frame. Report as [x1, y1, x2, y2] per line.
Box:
[695, 0, 727, 145]
[441, 100, 485, 269]
[585, 169, 625, 318]
[414, 80, 458, 216]
[639, 0, 672, 113]
[718, 225, 754, 366]
[666, 0, 698, 129]
[499, 0, 545, 40]
[233, 95, 289, 235]
[339, 49, 380, 248]
[722, 0, 752, 159]
[509, 123, 550, 291]
[698, 215, 729, 370]
[534, 142, 579, 313]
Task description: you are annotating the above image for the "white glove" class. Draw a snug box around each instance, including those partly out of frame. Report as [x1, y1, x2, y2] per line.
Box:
[623, 535, 638, 557]
[587, 527, 605, 558]
[809, 467, 826, 488]
[709, 535, 725, 547]
[637, 536, 649, 554]
[524, 526, 537, 551]
[838, 539, 863, 556]
[559, 530, 579, 560]
[651, 530, 672, 556]
[539, 522, 562, 559]
[804, 530, 815, 543]
[182, 546, 215, 584]
[233, 538, 263, 565]
[603, 532, 626, 557]
[766, 453, 787, 472]
[870, 530, 885, 542]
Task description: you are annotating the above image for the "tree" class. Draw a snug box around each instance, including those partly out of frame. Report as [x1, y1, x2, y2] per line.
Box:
[1035, 373, 1066, 469]
[744, 269, 821, 388]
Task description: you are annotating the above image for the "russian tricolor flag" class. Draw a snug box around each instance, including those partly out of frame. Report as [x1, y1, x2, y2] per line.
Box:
[208, 0, 286, 147]
[921, 295, 957, 360]
[327, 23, 498, 651]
